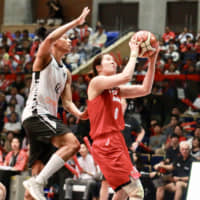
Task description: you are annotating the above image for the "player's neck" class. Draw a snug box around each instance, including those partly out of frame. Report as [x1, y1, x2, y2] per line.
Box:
[52, 49, 63, 64]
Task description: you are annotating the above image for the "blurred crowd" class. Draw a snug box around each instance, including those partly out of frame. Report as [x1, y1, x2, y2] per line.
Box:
[0, 24, 199, 200]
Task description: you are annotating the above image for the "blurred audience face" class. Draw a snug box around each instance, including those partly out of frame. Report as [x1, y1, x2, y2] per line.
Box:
[180, 142, 190, 159]
[153, 124, 161, 135]
[170, 116, 178, 126]
[170, 136, 179, 148]
[9, 112, 18, 122]
[0, 93, 5, 103]
[174, 125, 183, 136]
[171, 107, 180, 116]
[7, 132, 14, 141]
[79, 144, 88, 158]
[9, 97, 17, 106]
[10, 87, 18, 96]
[192, 137, 200, 149]
[11, 138, 20, 152]
[194, 127, 200, 138]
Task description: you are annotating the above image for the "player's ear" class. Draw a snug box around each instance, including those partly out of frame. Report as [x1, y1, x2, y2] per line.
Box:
[96, 65, 102, 73]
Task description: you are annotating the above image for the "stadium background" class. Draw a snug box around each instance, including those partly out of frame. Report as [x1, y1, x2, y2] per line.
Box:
[0, 0, 200, 200]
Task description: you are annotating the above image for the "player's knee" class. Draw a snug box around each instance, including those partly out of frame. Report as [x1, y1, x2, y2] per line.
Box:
[123, 179, 144, 200]
[69, 135, 80, 152]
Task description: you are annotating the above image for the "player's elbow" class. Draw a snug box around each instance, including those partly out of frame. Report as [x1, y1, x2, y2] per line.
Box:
[141, 87, 151, 96]
[44, 36, 55, 46]
[121, 73, 132, 83]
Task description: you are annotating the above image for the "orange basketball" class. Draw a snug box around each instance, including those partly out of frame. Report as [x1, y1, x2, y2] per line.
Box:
[132, 30, 158, 58]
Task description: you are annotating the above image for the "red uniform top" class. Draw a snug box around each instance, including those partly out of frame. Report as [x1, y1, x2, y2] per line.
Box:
[4, 150, 28, 171]
[87, 88, 124, 140]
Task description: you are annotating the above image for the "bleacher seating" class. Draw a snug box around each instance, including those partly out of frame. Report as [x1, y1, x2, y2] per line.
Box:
[140, 153, 150, 165]
[150, 154, 165, 167]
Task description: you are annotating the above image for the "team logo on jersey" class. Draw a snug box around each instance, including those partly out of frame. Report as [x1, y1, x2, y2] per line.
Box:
[55, 83, 61, 94]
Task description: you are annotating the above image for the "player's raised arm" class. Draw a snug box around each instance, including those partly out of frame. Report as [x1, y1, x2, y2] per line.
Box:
[88, 38, 139, 98]
[34, 7, 90, 71]
[119, 42, 160, 99]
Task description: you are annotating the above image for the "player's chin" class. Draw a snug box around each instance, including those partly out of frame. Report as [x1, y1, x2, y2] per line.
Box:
[63, 47, 71, 54]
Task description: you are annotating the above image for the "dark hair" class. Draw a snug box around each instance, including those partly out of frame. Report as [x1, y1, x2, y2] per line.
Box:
[44, 28, 56, 39]
[171, 114, 179, 121]
[170, 134, 179, 139]
[92, 54, 104, 76]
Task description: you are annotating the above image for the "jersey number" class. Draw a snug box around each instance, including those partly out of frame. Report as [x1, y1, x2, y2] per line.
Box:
[114, 107, 119, 120]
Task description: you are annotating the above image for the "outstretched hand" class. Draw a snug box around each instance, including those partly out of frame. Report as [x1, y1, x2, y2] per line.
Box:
[76, 7, 90, 26]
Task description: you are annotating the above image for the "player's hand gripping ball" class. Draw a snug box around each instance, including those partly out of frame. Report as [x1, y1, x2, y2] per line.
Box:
[132, 30, 157, 58]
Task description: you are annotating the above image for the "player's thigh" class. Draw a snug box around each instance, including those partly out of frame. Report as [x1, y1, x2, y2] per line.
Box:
[51, 132, 79, 148]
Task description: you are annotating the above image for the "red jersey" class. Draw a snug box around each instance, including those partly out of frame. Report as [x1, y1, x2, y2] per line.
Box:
[87, 88, 124, 140]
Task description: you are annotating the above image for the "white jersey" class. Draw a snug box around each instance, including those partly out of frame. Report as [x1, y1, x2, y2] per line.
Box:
[22, 56, 67, 122]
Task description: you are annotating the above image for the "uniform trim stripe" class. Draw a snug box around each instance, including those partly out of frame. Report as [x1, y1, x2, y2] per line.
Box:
[32, 71, 40, 115]
[35, 71, 40, 80]
[38, 115, 56, 134]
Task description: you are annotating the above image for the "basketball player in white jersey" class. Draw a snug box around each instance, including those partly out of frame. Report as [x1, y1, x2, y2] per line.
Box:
[22, 7, 90, 200]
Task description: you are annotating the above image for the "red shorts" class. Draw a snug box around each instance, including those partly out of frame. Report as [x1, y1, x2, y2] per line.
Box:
[92, 131, 140, 191]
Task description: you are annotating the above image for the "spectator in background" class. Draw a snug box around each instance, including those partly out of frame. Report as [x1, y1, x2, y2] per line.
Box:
[4, 137, 28, 171]
[0, 149, 3, 165]
[194, 36, 200, 57]
[0, 137, 28, 200]
[78, 22, 93, 41]
[173, 124, 186, 142]
[11, 75, 25, 95]
[149, 123, 167, 152]
[188, 124, 200, 145]
[162, 115, 179, 137]
[20, 76, 32, 99]
[0, 33, 11, 51]
[190, 136, 200, 160]
[0, 93, 7, 132]
[121, 98, 145, 152]
[151, 134, 180, 188]
[35, 20, 47, 41]
[162, 26, 176, 44]
[3, 131, 14, 153]
[3, 112, 21, 135]
[46, 0, 63, 25]
[78, 33, 93, 61]
[14, 30, 22, 43]
[165, 134, 180, 162]
[65, 143, 98, 200]
[65, 46, 81, 71]
[24, 61, 33, 73]
[6, 87, 24, 109]
[164, 63, 180, 75]
[178, 27, 194, 44]
[75, 76, 88, 105]
[164, 41, 180, 63]
[5, 97, 22, 118]
[156, 141, 196, 200]
[89, 24, 107, 56]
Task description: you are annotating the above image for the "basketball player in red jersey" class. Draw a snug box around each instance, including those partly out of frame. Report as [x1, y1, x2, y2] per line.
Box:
[87, 38, 160, 199]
